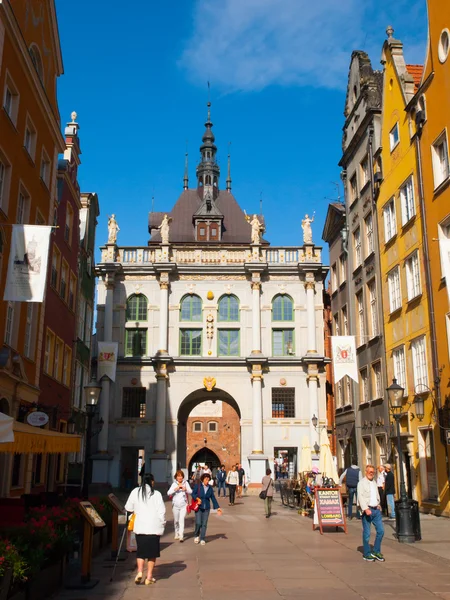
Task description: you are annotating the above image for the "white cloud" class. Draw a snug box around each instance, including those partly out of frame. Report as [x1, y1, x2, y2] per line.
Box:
[179, 0, 427, 92]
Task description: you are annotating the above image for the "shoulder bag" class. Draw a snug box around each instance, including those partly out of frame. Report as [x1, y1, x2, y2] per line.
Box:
[259, 478, 272, 500]
[127, 513, 136, 531]
[188, 484, 201, 513]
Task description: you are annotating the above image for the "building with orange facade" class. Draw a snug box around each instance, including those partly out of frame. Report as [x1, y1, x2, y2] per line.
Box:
[0, 1, 80, 497]
[410, 0, 450, 516]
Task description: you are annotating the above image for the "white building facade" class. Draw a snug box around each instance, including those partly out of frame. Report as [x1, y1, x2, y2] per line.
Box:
[94, 106, 329, 486]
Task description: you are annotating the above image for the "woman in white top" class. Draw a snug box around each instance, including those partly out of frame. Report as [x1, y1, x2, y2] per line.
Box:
[168, 470, 192, 543]
[226, 465, 239, 505]
[124, 473, 166, 586]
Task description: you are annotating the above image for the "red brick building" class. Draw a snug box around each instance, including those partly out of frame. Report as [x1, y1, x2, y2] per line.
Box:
[186, 401, 240, 474]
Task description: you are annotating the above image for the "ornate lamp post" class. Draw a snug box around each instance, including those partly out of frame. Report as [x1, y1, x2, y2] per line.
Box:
[386, 378, 419, 543]
[81, 376, 102, 499]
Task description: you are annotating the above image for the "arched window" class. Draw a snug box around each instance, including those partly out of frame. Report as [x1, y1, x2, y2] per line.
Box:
[272, 295, 294, 321]
[193, 421, 202, 432]
[205, 175, 212, 185]
[29, 44, 44, 81]
[180, 294, 202, 321]
[126, 294, 148, 322]
[207, 421, 218, 432]
[218, 295, 239, 322]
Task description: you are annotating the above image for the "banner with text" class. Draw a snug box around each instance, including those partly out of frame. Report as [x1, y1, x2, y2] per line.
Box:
[439, 238, 450, 304]
[97, 342, 118, 382]
[331, 336, 359, 383]
[4, 225, 52, 302]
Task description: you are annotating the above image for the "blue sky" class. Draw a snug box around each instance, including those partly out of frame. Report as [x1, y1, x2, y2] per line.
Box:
[55, 0, 428, 260]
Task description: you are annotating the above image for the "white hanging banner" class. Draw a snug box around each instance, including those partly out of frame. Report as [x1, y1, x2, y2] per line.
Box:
[331, 336, 359, 383]
[4, 225, 52, 302]
[439, 238, 450, 304]
[97, 342, 118, 382]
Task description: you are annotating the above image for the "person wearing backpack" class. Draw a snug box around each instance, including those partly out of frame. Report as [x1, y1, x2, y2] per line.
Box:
[339, 462, 362, 519]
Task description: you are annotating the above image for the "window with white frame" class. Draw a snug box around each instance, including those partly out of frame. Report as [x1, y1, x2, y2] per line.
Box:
[367, 279, 378, 337]
[5, 302, 14, 346]
[376, 435, 387, 465]
[40, 149, 51, 187]
[331, 263, 338, 292]
[383, 198, 397, 242]
[438, 221, 450, 279]
[353, 227, 362, 268]
[360, 154, 369, 187]
[193, 421, 202, 432]
[24, 304, 34, 359]
[3, 75, 19, 125]
[23, 116, 37, 160]
[17, 190, 30, 224]
[356, 291, 365, 346]
[405, 251, 421, 300]
[411, 336, 428, 391]
[342, 305, 349, 335]
[360, 367, 369, 404]
[333, 313, 340, 336]
[418, 428, 439, 500]
[393, 346, 407, 394]
[371, 361, 382, 399]
[431, 132, 449, 189]
[400, 176, 415, 225]
[349, 173, 358, 203]
[339, 253, 347, 283]
[446, 313, 450, 361]
[389, 122, 400, 151]
[207, 421, 218, 432]
[0, 155, 10, 214]
[438, 29, 450, 63]
[388, 266, 401, 312]
[363, 437, 372, 465]
[364, 213, 374, 256]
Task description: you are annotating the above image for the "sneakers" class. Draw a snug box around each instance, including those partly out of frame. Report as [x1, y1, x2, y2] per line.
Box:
[200, 540, 206, 546]
[371, 552, 385, 562]
[174, 534, 179, 540]
[363, 554, 375, 562]
[194, 537, 200, 544]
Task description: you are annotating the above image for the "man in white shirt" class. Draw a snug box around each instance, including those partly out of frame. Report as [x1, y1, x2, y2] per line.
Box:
[357, 464, 385, 562]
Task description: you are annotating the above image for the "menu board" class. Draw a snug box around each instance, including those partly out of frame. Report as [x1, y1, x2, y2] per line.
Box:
[79, 501, 106, 528]
[108, 493, 125, 514]
[313, 488, 347, 534]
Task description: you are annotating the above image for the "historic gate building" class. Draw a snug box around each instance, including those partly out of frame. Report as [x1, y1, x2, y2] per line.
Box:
[94, 104, 328, 486]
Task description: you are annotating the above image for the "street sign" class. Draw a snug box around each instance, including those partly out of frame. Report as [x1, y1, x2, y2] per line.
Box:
[313, 487, 347, 534]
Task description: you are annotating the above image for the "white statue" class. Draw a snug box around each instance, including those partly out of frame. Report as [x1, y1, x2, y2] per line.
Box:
[249, 214, 264, 245]
[107, 214, 120, 244]
[159, 214, 172, 244]
[301, 213, 315, 245]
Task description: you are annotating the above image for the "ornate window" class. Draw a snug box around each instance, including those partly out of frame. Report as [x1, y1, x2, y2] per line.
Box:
[125, 329, 147, 357]
[272, 329, 295, 356]
[218, 295, 239, 321]
[272, 295, 294, 321]
[126, 294, 148, 322]
[218, 329, 239, 356]
[180, 329, 202, 355]
[180, 294, 202, 321]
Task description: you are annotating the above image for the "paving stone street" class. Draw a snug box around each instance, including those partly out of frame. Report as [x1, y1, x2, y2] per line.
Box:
[53, 495, 450, 600]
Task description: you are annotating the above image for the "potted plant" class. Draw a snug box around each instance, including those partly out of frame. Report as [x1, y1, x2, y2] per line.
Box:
[0, 539, 27, 600]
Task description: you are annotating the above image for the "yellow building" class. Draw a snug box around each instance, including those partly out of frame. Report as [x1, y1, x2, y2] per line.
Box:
[411, 0, 450, 516]
[376, 27, 447, 513]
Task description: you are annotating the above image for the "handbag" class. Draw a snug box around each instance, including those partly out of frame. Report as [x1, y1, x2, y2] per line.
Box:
[259, 478, 272, 500]
[188, 484, 201, 513]
[127, 513, 136, 531]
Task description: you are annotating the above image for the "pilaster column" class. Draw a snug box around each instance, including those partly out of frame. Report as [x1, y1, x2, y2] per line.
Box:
[307, 368, 320, 456]
[158, 274, 170, 352]
[251, 365, 264, 454]
[154, 362, 168, 453]
[304, 275, 317, 354]
[251, 280, 261, 353]
[98, 378, 110, 452]
[104, 274, 115, 340]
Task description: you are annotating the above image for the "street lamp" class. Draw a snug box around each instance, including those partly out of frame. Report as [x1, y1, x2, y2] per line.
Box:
[386, 378, 418, 543]
[81, 376, 102, 499]
[413, 395, 425, 421]
[311, 414, 318, 428]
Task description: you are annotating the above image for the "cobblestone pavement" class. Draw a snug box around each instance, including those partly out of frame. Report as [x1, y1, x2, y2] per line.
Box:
[54, 495, 450, 600]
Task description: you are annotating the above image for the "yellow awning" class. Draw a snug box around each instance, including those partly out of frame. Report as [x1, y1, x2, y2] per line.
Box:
[0, 421, 81, 454]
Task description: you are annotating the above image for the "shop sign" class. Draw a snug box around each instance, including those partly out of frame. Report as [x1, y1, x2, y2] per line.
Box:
[313, 487, 347, 535]
[26, 411, 49, 427]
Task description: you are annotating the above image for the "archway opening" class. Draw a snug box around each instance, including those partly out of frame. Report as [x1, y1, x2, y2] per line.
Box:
[177, 388, 241, 474]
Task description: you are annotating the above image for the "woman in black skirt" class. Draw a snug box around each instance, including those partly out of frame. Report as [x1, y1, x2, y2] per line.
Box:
[125, 473, 166, 585]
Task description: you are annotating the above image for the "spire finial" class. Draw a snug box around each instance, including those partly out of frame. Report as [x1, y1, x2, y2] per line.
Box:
[207, 81, 211, 123]
[386, 25, 394, 39]
[70, 111, 77, 123]
[226, 142, 232, 192]
[183, 142, 189, 191]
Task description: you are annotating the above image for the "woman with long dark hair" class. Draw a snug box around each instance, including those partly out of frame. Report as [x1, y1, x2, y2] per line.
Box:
[124, 473, 166, 585]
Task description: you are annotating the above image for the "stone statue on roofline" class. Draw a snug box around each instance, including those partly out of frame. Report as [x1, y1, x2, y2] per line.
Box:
[107, 214, 120, 244]
[302, 213, 315, 245]
[247, 214, 264, 245]
[159, 214, 172, 244]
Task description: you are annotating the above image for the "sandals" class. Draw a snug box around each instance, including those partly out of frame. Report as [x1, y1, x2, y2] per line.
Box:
[145, 577, 156, 585]
[135, 572, 143, 585]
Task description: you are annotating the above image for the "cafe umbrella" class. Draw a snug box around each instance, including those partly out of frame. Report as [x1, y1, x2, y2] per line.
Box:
[299, 436, 312, 473]
[318, 428, 339, 484]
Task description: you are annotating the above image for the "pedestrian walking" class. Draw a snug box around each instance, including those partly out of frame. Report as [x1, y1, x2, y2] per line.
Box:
[377, 465, 386, 515]
[261, 468, 274, 518]
[339, 461, 362, 519]
[167, 469, 192, 543]
[191, 472, 222, 545]
[384, 463, 396, 519]
[237, 463, 246, 498]
[357, 464, 385, 562]
[216, 464, 227, 497]
[226, 465, 239, 505]
[124, 473, 166, 585]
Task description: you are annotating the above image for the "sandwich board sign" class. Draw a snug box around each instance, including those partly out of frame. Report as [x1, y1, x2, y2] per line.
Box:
[313, 487, 347, 534]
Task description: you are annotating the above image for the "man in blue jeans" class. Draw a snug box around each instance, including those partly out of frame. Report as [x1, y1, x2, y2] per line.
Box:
[357, 464, 385, 562]
[340, 462, 361, 519]
[216, 465, 227, 497]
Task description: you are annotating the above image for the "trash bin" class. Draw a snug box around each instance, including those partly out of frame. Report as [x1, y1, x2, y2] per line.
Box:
[395, 498, 421, 543]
